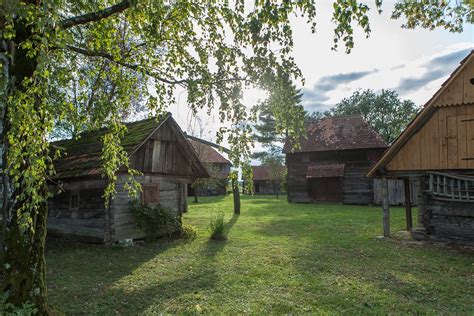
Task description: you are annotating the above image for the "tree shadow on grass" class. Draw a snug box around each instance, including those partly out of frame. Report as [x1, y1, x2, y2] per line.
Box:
[46, 236, 199, 313]
[203, 213, 240, 257]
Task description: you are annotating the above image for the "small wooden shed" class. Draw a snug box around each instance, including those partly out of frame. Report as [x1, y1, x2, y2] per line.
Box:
[247, 166, 278, 194]
[368, 50, 474, 245]
[283, 115, 388, 203]
[48, 114, 208, 243]
[187, 136, 232, 196]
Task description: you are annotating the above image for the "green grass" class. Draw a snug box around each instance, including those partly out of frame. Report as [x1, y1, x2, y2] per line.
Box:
[47, 195, 474, 315]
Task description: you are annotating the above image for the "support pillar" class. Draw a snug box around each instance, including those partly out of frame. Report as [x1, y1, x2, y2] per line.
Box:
[404, 178, 413, 231]
[382, 176, 390, 237]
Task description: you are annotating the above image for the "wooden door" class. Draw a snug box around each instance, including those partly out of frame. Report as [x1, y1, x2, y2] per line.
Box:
[311, 178, 342, 202]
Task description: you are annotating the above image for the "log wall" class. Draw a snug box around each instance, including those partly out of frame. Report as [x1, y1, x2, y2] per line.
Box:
[413, 176, 474, 245]
[47, 179, 108, 243]
[287, 149, 384, 204]
[254, 180, 276, 195]
[110, 174, 188, 242]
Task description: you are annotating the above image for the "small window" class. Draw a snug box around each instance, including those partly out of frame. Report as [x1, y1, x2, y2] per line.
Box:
[70, 193, 79, 210]
[302, 155, 310, 163]
[141, 184, 160, 206]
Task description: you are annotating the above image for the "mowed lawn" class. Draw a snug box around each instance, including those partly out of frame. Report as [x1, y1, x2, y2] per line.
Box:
[47, 195, 474, 314]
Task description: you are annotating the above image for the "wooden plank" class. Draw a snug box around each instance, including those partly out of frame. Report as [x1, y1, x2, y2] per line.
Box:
[463, 60, 474, 103]
[465, 107, 474, 168]
[457, 105, 468, 168]
[152, 140, 161, 172]
[451, 72, 464, 105]
[428, 111, 440, 169]
[419, 118, 431, 170]
[447, 113, 458, 168]
[439, 108, 448, 169]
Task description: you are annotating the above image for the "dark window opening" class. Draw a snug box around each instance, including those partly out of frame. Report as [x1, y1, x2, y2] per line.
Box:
[255, 183, 260, 193]
[470, 78, 474, 85]
[70, 194, 79, 210]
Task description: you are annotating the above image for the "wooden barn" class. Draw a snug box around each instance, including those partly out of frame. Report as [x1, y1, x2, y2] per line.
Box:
[283, 115, 387, 204]
[368, 50, 474, 245]
[246, 166, 278, 194]
[48, 114, 208, 243]
[186, 136, 232, 196]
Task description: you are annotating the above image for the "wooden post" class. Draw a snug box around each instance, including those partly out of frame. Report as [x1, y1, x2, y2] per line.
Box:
[382, 176, 390, 237]
[404, 178, 412, 231]
[182, 183, 188, 213]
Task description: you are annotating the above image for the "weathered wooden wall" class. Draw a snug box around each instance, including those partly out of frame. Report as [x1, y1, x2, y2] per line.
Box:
[373, 179, 420, 205]
[254, 180, 276, 194]
[287, 149, 384, 204]
[47, 179, 108, 243]
[342, 164, 374, 204]
[387, 105, 474, 172]
[110, 174, 188, 242]
[129, 120, 202, 177]
[413, 176, 474, 245]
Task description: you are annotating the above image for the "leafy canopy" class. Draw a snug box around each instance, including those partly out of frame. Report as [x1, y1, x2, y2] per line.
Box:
[330, 89, 419, 143]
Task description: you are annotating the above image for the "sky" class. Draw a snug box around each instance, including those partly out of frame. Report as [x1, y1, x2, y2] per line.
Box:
[166, 1, 473, 159]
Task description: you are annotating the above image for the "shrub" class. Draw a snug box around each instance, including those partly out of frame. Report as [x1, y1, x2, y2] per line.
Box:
[129, 201, 181, 239]
[0, 293, 37, 316]
[179, 223, 198, 240]
[208, 211, 226, 240]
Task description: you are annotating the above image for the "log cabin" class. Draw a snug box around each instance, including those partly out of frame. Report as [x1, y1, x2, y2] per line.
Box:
[284, 115, 387, 204]
[368, 50, 474, 245]
[48, 114, 208, 243]
[186, 136, 232, 196]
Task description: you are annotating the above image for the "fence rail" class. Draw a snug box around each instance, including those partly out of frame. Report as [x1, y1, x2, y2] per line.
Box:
[428, 172, 474, 202]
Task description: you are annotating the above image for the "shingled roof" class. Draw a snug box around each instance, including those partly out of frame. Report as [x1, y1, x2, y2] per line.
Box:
[52, 114, 207, 179]
[188, 139, 231, 164]
[252, 166, 271, 181]
[283, 115, 387, 153]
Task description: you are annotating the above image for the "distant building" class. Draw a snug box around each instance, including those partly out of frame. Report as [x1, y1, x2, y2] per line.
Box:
[252, 166, 277, 194]
[187, 136, 232, 196]
[283, 115, 387, 204]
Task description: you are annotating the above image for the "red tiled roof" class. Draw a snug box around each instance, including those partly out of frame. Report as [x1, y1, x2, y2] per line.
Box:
[252, 166, 271, 181]
[189, 139, 231, 164]
[283, 115, 387, 153]
[306, 164, 345, 178]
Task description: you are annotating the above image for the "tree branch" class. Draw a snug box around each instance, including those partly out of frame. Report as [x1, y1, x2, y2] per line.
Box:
[60, 1, 132, 29]
[65, 45, 252, 87]
[65, 45, 189, 86]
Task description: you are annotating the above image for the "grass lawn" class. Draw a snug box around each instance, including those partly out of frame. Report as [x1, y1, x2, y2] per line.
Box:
[47, 195, 474, 314]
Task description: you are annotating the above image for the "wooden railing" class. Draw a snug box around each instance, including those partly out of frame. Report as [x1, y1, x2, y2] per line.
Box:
[428, 172, 474, 202]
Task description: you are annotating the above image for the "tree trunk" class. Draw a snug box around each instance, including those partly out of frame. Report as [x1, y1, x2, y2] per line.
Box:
[194, 185, 199, 203]
[232, 178, 240, 214]
[3, 186, 52, 314]
[1, 8, 53, 313]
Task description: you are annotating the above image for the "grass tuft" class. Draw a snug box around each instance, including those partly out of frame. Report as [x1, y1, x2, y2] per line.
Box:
[208, 211, 226, 240]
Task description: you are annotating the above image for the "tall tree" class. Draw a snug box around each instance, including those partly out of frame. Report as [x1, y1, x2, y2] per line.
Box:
[0, 0, 472, 313]
[253, 77, 304, 160]
[330, 89, 419, 143]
